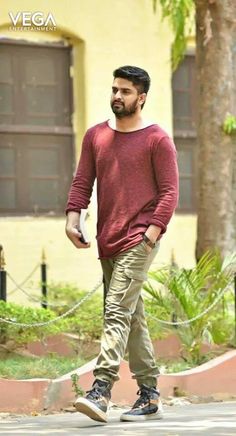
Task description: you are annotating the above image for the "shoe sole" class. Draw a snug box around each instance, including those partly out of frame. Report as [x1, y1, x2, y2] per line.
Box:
[120, 412, 164, 422]
[74, 398, 108, 423]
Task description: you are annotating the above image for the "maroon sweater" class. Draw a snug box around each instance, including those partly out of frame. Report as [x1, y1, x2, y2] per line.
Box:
[66, 121, 179, 258]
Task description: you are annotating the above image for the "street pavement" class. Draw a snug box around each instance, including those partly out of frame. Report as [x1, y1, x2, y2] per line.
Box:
[0, 402, 235, 435]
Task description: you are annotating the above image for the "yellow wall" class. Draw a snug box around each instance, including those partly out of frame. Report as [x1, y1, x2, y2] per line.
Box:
[0, 214, 196, 305]
[0, 0, 174, 142]
[0, 1, 197, 304]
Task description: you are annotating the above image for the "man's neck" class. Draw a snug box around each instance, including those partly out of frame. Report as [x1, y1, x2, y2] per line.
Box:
[108, 115, 152, 132]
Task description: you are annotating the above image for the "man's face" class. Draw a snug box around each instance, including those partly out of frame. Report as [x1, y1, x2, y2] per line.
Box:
[110, 78, 146, 118]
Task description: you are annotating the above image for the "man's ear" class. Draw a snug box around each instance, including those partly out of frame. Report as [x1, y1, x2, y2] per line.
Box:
[139, 93, 147, 106]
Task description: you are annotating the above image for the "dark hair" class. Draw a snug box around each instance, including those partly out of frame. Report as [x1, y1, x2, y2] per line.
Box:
[113, 65, 151, 94]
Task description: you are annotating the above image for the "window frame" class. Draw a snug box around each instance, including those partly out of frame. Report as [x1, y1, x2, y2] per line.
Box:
[172, 52, 198, 214]
[0, 39, 74, 216]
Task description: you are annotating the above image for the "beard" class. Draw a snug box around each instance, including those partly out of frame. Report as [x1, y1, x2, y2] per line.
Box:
[111, 98, 139, 119]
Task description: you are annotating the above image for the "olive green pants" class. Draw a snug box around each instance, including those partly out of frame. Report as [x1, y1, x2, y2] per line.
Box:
[94, 239, 160, 388]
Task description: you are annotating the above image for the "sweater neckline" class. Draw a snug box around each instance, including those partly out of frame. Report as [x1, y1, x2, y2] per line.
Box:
[105, 120, 156, 134]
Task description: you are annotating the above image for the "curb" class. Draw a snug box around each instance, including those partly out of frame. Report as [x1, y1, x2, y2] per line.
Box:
[0, 351, 236, 413]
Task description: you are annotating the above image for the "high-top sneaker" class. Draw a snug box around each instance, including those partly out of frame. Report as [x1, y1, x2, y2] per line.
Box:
[74, 379, 111, 422]
[120, 384, 164, 421]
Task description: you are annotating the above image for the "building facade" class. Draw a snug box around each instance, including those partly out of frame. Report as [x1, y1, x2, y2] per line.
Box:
[0, 0, 196, 301]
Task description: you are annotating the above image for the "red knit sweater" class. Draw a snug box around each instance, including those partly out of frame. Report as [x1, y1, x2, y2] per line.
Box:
[66, 121, 179, 258]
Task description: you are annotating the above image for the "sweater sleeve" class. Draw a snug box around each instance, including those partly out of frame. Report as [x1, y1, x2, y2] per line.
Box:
[149, 135, 179, 234]
[65, 129, 96, 214]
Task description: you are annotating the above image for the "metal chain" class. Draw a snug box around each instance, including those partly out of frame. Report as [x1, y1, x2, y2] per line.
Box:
[145, 281, 232, 326]
[0, 277, 232, 328]
[7, 264, 40, 295]
[0, 278, 103, 327]
[7, 272, 70, 308]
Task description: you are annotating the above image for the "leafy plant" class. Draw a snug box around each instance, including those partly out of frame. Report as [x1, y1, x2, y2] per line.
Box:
[143, 251, 236, 363]
[48, 282, 103, 340]
[144, 294, 173, 340]
[0, 282, 104, 351]
[223, 113, 236, 135]
[46, 282, 87, 313]
[71, 373, 84, 397]
[0, 301, 63, 348]
[153, 0, 194, 70]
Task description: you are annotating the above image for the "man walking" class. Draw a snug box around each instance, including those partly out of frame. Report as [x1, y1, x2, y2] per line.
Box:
[65, 66, 179, 422]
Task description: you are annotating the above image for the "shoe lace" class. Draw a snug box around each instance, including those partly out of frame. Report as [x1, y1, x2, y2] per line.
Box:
[86, 381, 110, 400]
[133, 386, 152, 409]
[86, 386, 103, 400]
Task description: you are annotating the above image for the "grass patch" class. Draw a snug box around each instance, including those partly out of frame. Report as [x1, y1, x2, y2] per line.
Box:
[158, 359, 193, 374]
[0, 355, 87, 380]
[157, 352, 219, 374]
[0, 354, 219, 380]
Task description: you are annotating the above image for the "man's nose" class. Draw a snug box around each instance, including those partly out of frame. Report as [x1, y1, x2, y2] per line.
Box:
[114, 90, 122, 99]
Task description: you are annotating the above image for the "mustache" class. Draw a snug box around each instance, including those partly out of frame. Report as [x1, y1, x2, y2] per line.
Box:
[112, 100, 124, 105]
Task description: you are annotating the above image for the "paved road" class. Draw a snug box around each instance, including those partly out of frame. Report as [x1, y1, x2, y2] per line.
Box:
[0, 402, 236, 435]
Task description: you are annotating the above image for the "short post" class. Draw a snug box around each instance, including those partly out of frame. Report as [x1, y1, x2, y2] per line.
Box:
[0, 245, 7, 302]
[171, 312, 178, 329]
[41, 249, 47, 309]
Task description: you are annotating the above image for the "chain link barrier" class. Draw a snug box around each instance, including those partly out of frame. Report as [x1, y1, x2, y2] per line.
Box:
[0, 278, 103, 327]
[0, 275, 233, 328]
[7, 264, 40, 296]
[7, 272, 71, 308]
[145, 281, 233, 326]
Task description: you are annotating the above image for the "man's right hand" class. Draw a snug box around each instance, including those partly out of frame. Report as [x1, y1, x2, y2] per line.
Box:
[65, 211, 91, 249]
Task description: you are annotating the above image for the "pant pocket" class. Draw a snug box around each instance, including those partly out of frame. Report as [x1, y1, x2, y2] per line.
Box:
[125, 268, 147, 282]
[115, 269, 147, 313]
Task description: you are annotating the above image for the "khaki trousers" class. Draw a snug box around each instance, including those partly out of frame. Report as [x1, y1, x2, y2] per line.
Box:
[94, 239, 160, 388]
